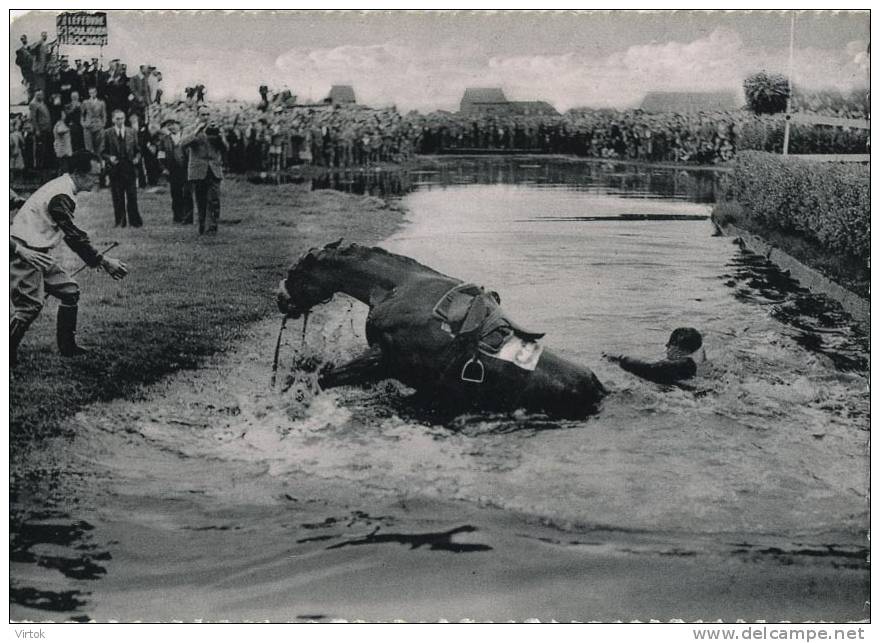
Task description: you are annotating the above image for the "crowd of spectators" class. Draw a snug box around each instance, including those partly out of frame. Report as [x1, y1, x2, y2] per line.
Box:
[158, 101, 866, 170]
[13, 29, 167, 180]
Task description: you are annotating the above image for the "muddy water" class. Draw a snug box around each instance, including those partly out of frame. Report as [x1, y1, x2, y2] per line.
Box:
[11, 159, 869, 622]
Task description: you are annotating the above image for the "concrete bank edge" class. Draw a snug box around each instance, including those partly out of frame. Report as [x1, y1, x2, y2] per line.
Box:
[718, 223, 870, 327]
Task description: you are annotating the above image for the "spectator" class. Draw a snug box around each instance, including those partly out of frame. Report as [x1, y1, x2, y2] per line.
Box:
[65, 90, 85, 151]
[157, 118, 193, 224]
[180, 107, 226, 235]
[28, 90, 53, 174]
[101, 109, 143, 228]
[128, 112, 149, 188]
[10, 119, 26, 179]
[15, 35, 34, 97]
[58, 57, 81, 104]
[29, 32, 52, 94]
[150, 69, 163, 106]
[53, 110, 73, 174]
[129, 64, 152, 122]
[82, 86, 107, 153]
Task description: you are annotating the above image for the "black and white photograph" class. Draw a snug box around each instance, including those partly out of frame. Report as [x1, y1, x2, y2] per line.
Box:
[6, 5, 872, 632]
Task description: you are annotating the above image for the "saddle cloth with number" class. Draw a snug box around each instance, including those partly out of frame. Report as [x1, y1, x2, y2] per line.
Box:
[432, 283, 545, 368]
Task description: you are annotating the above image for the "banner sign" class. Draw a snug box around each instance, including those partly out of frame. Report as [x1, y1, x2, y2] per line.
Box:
[56, 12, 108, 46]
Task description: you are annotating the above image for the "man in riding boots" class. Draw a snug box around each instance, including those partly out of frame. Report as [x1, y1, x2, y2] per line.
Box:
[10, 150, 129, 368]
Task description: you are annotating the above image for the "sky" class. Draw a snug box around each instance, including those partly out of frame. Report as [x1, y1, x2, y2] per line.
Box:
[9, 10, 870, 111]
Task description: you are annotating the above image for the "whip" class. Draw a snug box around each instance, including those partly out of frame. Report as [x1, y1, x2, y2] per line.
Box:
[43, 241, 120, 302]
[71, 241, 120, 278]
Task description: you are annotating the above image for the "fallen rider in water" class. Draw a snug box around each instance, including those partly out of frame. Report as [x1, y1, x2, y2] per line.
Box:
[603, 327, 706, 385]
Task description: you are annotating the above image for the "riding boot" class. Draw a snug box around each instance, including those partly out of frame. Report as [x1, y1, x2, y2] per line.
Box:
[57, 304, 90, 357]
[10, 317, 31, 368]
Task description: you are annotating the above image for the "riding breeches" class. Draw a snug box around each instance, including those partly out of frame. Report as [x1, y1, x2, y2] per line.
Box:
[10, 253, 80, 324]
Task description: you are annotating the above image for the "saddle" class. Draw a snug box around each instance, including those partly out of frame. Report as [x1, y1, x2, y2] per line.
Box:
[432, 283, 545, 355]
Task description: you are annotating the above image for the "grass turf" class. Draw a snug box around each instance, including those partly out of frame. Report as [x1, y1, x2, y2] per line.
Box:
[9, 177, 405, 446]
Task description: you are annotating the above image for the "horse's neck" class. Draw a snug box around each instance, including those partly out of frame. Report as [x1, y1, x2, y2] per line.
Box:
[325, 250, 449, 305]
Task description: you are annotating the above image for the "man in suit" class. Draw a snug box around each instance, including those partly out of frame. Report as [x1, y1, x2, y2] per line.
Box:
[81, 86, 107, 153]
[15, 35, 34, 97]
[180, 107, 227, 235]
[128, 64, 152, 122]
[58, 57, 81, 104]
[29, 32, 51, 94]
[158, 119, 193, 224]
[28, 90, 53, 175]
[100, 109, 143, 227]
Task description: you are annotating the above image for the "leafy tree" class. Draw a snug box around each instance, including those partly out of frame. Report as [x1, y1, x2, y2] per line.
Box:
[743, 71, 791, 115]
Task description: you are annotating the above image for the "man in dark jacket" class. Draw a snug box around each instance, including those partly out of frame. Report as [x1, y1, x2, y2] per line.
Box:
[9, 150, 129, 367]
[180, 107, 227, 234]
[29, 32, 51, 94]
[100, 109, 143, 227]
[128, 64, 152, 122]
[15, 35, 34, 97]
[158, 119, 193, 223]
[604, 327, 706, 385]
[28, 90, 53, 173]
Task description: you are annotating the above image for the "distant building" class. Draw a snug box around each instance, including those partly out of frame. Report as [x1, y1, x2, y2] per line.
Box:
[460, 87, 509, 114]
[326, 85, 356, 105]
[459, 88, 559, 116]
[639, 91, 740, 113]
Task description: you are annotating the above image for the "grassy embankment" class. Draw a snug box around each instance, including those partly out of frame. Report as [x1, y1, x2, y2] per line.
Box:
[712, 151, 869, 299]
[10, 177, 405, 444]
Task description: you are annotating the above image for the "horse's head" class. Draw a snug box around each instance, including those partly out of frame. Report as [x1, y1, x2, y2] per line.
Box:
[276, 240, 343, 318]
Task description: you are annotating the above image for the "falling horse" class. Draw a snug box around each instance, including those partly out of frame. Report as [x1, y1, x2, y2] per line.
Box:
[276, 241, 607, 419]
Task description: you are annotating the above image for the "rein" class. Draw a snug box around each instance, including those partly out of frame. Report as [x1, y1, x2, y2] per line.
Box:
[270, 311, 310, 390]
[270, 315, 287, 388]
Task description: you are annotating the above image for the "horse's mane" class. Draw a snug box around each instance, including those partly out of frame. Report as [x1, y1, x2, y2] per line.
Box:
[325, 243, 450, 278]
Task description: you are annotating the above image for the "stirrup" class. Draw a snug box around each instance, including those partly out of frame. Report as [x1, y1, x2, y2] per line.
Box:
[461, 356, 485, 384]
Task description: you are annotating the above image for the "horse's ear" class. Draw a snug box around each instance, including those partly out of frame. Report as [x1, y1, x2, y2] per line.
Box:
[325, 238, 343, 250]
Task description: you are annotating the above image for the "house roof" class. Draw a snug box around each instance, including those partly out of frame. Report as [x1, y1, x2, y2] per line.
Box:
[639, 91, 740, 113]
[461, 87, 508, 104]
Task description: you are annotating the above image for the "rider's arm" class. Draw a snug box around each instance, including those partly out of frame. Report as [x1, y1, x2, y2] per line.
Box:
[616, 356, 697, 384]
[48, 194, 103, 268]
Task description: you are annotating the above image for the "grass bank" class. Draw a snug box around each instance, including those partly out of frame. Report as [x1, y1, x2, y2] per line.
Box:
[9, 177, 406, 445]
[712, 152, 869, 300]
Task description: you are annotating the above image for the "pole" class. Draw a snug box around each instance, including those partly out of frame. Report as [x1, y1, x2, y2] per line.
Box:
[782, 13, 796, 156]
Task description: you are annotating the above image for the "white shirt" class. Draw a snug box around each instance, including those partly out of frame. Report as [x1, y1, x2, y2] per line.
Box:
[10, 174, 77, 250]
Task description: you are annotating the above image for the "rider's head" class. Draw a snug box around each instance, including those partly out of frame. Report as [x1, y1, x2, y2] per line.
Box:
[69, 151, 102, 192]
[666, 327, 703, 359]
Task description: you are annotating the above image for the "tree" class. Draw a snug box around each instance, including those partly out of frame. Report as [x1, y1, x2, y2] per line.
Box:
[743, 71, 791, 115]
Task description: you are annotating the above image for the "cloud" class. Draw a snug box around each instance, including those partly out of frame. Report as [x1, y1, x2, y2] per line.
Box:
[269, 27, 868, 112]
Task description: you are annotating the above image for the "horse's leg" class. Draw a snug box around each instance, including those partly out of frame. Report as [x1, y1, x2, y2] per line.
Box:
[318, 346, 388, 389]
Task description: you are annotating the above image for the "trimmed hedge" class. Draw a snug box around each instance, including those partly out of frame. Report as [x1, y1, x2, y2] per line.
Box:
[730, 151, 869, 263]
[737, 119, 869, 155]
